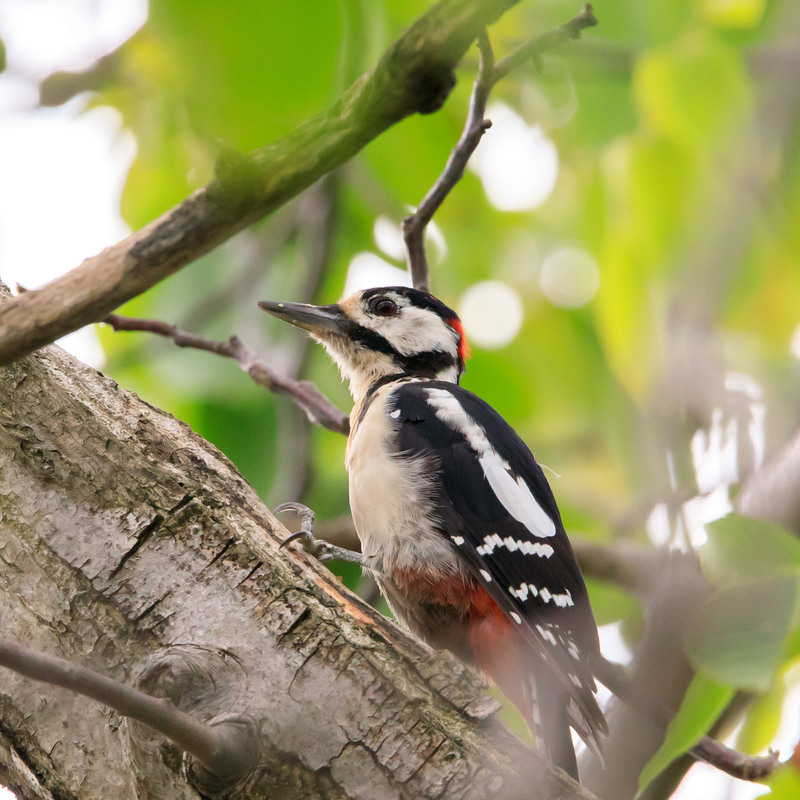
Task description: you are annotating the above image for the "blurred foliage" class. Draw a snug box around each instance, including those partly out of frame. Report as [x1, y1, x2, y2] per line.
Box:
[30, 0, 800, 793]
[769, 767, 800, 800]
[639, 673, 735, 793]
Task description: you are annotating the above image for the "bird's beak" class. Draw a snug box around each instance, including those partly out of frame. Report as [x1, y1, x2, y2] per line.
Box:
[257, 300, 348, 337]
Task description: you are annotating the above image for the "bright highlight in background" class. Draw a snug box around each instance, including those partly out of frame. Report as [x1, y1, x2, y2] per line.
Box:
[0, 0, 145, 370]
[372, 214, 447, 266]
[343, 252, 411, 298]
[373, 215, 407, 262]
[469, 102, 559, 212]
[790, 321, 800, 360]
[459, 281, 524, 349]
[539, 245, 600, 308]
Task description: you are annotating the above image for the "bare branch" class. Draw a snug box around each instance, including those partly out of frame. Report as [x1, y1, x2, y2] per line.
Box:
[572, 538, 665, 593]
[493, 4, 599, 84]
[403, 5, 598, 292]
[104, 314, 349, 435]
[737, 424, 800, 534]
[0, 640, 259, 787]
[691, 738, 780, 783]
[403, 31, 495, 291]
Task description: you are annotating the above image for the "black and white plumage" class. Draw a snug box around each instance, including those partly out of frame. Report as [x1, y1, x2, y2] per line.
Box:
[259, 286, 606, 780]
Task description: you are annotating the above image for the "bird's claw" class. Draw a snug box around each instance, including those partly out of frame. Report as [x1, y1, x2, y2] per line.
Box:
[274, 502, 336, 562]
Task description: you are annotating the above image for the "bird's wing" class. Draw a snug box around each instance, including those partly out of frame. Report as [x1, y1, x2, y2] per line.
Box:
[390, 379, 607, 743]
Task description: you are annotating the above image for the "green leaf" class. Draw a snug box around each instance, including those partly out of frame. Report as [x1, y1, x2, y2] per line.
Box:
[782, 626, 800, 661]
[685, 575, 800, 691]
[628, 135, 693, 262]
[595, 227, 659, 401]
[768, 766, 800, 799]
[638, 673, 734, 794]
[700, 513, 800, 587]
[735, 681, 785, 755]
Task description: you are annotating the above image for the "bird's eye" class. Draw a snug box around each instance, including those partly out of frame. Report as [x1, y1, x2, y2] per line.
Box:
[372, 297, 398, 317]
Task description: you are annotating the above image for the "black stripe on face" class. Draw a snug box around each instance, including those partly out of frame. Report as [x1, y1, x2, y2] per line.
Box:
[346, 321, 397, 357]
[397, 348, 457, 377]
[346, 320, 457, 377]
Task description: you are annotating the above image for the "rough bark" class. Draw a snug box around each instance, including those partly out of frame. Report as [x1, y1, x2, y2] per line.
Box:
[0, 315, 595, 798]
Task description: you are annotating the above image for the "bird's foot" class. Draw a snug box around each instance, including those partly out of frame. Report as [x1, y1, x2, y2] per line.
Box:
[274, 502, 366, 566]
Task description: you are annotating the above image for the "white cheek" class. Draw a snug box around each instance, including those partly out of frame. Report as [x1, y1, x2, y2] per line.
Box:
[372, 307, 457, 356]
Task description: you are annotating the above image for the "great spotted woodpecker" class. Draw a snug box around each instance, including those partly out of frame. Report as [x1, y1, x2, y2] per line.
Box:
[259, 286, 606, 780]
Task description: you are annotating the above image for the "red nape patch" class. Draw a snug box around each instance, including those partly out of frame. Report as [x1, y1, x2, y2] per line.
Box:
[446, 317, 471, 367]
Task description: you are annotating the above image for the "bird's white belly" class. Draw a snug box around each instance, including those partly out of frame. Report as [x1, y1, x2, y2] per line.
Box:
[346, 388, 458, 575]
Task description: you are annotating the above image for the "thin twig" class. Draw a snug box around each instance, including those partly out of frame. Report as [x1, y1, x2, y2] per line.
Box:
[403, 32, 495, 292]
[104, 314, 349, 435]
[493, 4, 599, 84]
[0, 640, 258, 783]
[691, 738, 780, 782]
[402, 5, 598, 292]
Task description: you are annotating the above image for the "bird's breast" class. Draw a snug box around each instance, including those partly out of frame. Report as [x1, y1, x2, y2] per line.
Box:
[346, 384, 459, 577]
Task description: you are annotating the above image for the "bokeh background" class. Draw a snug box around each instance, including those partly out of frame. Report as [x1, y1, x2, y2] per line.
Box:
[2, 1, 800, 798]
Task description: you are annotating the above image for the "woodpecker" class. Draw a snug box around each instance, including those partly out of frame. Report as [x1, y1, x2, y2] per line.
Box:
[259, 286, 606, 780]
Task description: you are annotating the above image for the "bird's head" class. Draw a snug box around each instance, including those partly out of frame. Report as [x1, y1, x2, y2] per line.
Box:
[259, 286, 469, 399]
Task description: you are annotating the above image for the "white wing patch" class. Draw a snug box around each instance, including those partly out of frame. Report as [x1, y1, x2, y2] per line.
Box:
[425, 388, 557, 539]
[510, 583, 574, 607]
[536, 622, 584, 674]
[476, 532, 554, 558]
[478, 455, 557, 538]
[536, 623, 558, 646]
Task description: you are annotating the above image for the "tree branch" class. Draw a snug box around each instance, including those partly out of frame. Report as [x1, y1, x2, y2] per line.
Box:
[592, 656, 782, 785]
[0, 640, 259, 789]
[736, 424, 800, 535]
[691, 738, 780, 783]
[402, 4, 597, 291]
[104, 314, 349, 435]
[0, 0, 522, 367]
[492, 4, 598, 83]
[403, 31, 495, 291]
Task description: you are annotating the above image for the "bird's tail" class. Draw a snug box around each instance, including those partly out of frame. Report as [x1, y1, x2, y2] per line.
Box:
[470, 626, 581, 780]
[531, 673, 579, 781]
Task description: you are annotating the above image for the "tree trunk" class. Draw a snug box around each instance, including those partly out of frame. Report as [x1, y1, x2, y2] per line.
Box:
[0, 311, 595, 799]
